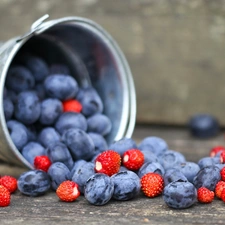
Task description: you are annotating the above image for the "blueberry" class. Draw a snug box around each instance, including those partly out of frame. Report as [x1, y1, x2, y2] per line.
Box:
[174, 162, 200, 183]
[163, 168, 188, 187]
[44, 74, 79, 100]
[141, 150, 159, 164]
[7, 89, 17, 104]
[22, 55, 49, 82]
[21, 142, 46, 166]
[88, 132, 108, 155]
[3, 98, 14, 121]
[138, 162, 165, 178]
[38, 127, 61, 148]
[35, 83, 46, 101]
[25, 124, 38, 141]
[47, 162, 71, 190]
[49, 63, 71, 75]
[55, 112, 87, 134]
[193, 165, 221, 191]
[70, 159, 87, 178]
[84, 173, 114, 206]
[46, 142, 74, 170]
[6, 66, 35, 93]
[119, 166, 129, 172]
[7, 120, 29, 150]
[160, 150, 186, 170]
[14, 91, 41, 125]
[189, 113, 220, 138]
[76, 87, 103, 117]
[108, 138, 137, 156]
[163, 181, 197, 209]
[39, 98, 63, 125]
[62, 128, 95, 161]
[18, 170, 50, 196]
[87, 114, 112, 136]
[138, 136, 168, 157]
[111, 171, 140, 201]
[198, 157, 218, 169]
[71, 162, 95, 193]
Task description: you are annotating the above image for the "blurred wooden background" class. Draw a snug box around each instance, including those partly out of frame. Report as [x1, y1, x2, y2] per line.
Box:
[1, 0, 225, 126]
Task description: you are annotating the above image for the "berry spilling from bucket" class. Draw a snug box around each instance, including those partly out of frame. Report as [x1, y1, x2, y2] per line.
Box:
[2, 53, 225, 209]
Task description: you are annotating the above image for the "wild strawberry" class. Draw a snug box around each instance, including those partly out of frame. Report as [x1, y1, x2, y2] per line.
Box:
[95, 150, 121, 176]
[141, 172, 164, 198]
[210, 146, 225, 157]
[123, 149, 144, 171]
[220, 166, 225, 181]
[34, 155, 52, 172]
[197, 187, 214, 203]
[56, 180, 80, 202]
[221, 151, 225, 163]
[62, 99, 82, 113]
[220, 188, 225, 202]
[0, 185, 10, 207]
[215, 181, 225, 199]
[0, 175, 17, 193]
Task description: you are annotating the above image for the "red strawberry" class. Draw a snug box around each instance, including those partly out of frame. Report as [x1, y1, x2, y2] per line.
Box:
[210, 146, 225, 157]
[123, 149, 144, 171]
[0, 175, 17, 193]
[34, 155, 52, 172]
[0, 185, 10, 207]
[197, 187, 214, 203]
[62, 99, 82, 113]
[95, 150, 121, 176]
[141, 172, 164, 198]
[56, 180, 80, 202]
[220, 166, 225, 181]
[220, 188, 225, 202]
[221, 151, 225, 163]
[215, 181, 225, 199]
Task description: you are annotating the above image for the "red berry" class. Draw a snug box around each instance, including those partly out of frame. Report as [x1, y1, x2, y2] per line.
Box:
[95, 150, 121, 176]
[123, 149, 144, 171]
[0, 185, 10, 207]
[63, 99, 82, 113]
[56, 180, 80, 202]
[197, 187, 214, 203]
[220, 167, 225, 181]
[210, 146, 225, 157]
[221, 151, 225, 163]
[0, 175, 17, 193]
[215, 181, 225, 199]
[221, 188, 225, 202]
[34, 155, 52, 172]
[141, 172, 164, 198]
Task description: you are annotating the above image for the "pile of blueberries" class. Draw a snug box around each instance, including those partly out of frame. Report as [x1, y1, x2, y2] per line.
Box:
[3, 52, 225, 208]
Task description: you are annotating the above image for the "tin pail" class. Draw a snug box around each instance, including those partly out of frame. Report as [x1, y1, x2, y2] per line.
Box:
[0, 15, 136, 169]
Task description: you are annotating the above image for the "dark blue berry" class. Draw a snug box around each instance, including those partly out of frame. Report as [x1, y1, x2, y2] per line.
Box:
[141, 150, 159, 164]
[44, 74, 79, 100]
[6, 66, 35, 93]
[76, 87, 103, 117]
[49, 64, 70, 75]
[111, 171, 140, 201]
[87, 114, 112, 136]
[138, 162, 165, 178]
[21, 142, 46, 166]
[47, 162, 71, 190]
[138, 136, 168, 157]
[18, 170, 51, 196]
[3, 98, 14, 121]
[62, 128, 95, 161]
[71, 162, 95, 193]
[84, 173, 114, 206]
[88, 132, 108, 155]
[189, 113, 220, 138]
[38, 127, 61, 148]
[55, 112, 87, 134]
[46, 142, 74, 170]
[39, 98, 63, 125]
[14, 91, 41, 125]
[163, 181, 197, 209]
[108, 137, 137, 156]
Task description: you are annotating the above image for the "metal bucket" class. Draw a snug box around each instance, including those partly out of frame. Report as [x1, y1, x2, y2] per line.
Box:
[0, 15, 136, 169]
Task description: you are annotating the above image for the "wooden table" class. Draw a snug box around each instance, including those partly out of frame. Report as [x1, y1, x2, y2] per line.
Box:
[0, 125, 225, 225]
